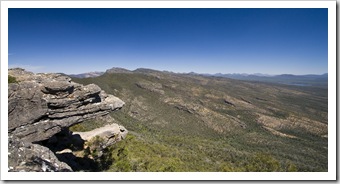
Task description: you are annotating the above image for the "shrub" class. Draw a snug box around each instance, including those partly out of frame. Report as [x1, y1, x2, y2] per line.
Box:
[8, 75, 17, 83]
[69, 123, 87, 132]
[286, 162, 298, 172]
[244, 153, 281, 172]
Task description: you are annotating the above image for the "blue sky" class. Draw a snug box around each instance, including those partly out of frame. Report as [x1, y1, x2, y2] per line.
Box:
[8, 8, 328, 75]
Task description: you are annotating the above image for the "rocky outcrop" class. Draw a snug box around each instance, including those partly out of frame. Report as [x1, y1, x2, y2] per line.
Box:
[135, 81, 164, 95]
[8, 68, 125, 143]
[74, 124, 127, 146]
[73, 124, 128, 160]
[223, 99, 235, 107]
[8, 68, 126, 172]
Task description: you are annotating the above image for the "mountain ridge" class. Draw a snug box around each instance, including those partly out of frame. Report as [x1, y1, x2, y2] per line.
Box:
[68, 66, 327, 78]
[68, 67, 328, 88]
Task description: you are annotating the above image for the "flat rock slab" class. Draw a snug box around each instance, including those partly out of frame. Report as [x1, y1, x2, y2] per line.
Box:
[73, 124, 128, 145]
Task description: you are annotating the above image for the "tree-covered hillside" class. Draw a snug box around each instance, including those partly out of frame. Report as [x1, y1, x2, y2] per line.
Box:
[71, 69, 328, 172]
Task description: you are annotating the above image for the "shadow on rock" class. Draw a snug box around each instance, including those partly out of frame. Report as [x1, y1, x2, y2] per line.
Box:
[37, 128, 100, 171]
[55, 152, 99, 171]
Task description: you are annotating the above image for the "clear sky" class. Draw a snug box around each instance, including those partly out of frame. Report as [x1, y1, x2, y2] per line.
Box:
[8, 8, 328, 75]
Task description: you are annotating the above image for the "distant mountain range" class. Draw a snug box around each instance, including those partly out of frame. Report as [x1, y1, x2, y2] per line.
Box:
[198, 73, 328, 87]
[69, 67, 328, 87]
[68, 71, 104, 78]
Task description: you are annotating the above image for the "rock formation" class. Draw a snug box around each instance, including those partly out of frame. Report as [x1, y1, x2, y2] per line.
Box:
[8, 136, 73, 172]
[74, 124, 127, 147]
[135, 81, 165, 95]
[73, 124, 128, 159]
[8, 68, 127, 172]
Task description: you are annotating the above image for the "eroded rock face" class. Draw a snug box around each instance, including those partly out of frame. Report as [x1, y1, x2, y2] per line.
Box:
[8, 68, 126, 172]
[8, 68, 125, 143]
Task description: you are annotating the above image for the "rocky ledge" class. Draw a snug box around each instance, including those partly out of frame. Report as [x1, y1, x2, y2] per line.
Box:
[8, 68, 127, 172]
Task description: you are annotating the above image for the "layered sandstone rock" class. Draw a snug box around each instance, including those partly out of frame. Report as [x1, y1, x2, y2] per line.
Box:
[8, 68, 126, 172]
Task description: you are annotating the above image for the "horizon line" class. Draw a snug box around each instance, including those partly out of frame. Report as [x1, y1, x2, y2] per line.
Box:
[8, 66, 328, 76]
